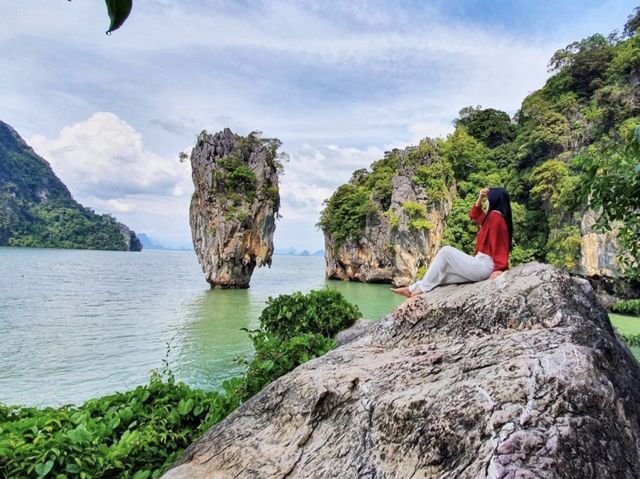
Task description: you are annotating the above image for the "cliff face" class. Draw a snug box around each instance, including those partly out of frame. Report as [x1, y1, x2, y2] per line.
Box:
[577, 208, 622, 277]
[189, 128, 281, 288]
[323, 143, 455, 287]
[164, 263, 640, 478]
[0, 120, 141, 251]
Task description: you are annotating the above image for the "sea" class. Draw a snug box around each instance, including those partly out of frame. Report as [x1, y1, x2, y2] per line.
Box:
[0, 247, 403, 406]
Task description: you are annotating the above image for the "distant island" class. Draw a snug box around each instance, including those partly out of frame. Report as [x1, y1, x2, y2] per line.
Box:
[0, 120, 142, 251]
[274, 247, 323, 257]
[138, 233, 193, 251]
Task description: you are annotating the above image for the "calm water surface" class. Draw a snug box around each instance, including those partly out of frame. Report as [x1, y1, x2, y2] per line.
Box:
[0, 247, 403, 406]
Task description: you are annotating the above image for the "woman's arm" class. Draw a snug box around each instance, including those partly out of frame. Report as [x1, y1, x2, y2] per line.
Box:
[468, 188, 489, 225]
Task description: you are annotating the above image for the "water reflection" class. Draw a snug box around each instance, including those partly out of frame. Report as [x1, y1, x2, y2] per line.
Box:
[174, 289, 256, 389]
[173, 274, 405, 390]
[325, 280, 405, 320]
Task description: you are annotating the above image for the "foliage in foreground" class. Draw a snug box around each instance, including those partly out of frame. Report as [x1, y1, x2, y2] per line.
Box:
[0, 372, 239, 479]
[0, 289, 359, 479]
[258, 289, 361, 340]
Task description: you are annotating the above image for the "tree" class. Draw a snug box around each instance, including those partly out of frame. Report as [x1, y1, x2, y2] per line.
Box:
[624, 6, 640, 38]
[455, 107, 516, 148]
[575, 122, 640, 278]
[548, 34, 614, 97]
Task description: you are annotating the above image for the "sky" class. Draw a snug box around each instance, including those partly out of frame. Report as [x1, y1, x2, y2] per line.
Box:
[1, 0, 637, 250]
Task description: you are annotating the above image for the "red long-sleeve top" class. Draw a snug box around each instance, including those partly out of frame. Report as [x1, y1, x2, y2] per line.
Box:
[469, 204, 510, 272]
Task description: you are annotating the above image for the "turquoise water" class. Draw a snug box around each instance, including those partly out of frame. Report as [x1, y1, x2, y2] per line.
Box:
[0, 247, 403, 406]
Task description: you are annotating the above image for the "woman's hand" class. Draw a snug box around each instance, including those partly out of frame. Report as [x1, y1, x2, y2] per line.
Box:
[489, 271, 503, 280]
[475, 188, 489, 207]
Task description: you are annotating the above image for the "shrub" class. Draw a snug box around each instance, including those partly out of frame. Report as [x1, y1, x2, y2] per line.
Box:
[385, 210, 400, 231]
[546, 226, 582, 270]
[621, 333, 640, 347]
[237, 332, 334, 400]
[612, 299, 640, 316]
[258, 289, 361, 341]
[0, 371, 240, 479]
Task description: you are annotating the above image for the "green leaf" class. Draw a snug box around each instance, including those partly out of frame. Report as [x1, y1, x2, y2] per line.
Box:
[132, 470, 151, 479]
[105, 0, 133, 34]
[35, 460, 54, 477]
[177, 398, 194, 416]
[109, 416, 121, 430]
[65, 464, 81, 474]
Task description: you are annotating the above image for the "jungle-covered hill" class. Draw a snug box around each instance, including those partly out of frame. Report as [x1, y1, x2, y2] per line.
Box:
[0, 120, 142, 251]
[319, 7, 640, 282]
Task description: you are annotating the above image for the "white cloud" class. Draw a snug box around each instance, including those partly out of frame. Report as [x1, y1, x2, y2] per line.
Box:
[279, 143, 384, 221]
[28, 112, 193, 242]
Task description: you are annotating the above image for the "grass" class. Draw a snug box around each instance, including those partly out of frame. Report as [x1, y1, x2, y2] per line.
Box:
[609, 313, 640, 361]
[609, 313, 640, 336]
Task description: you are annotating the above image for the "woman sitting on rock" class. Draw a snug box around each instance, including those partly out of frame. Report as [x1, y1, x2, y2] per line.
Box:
[392, 187, 512, 298]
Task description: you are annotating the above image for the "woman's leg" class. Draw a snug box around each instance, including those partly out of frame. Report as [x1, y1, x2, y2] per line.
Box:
[409, 246, 493, 294]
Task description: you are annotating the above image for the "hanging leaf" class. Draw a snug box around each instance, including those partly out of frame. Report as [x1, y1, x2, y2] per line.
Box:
[105, 0, 133, 35]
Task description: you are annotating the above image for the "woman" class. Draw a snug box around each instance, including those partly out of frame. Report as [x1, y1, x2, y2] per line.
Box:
[391, 187, 513, 298]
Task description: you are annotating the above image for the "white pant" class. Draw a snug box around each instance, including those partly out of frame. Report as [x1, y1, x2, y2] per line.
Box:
[408, 245, 494, 294]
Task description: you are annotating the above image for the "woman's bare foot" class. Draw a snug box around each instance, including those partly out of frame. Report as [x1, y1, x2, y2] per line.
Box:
[390, 287, 412, 298]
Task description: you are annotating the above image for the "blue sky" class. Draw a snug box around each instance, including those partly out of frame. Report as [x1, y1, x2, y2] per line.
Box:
[1, 0, 637, 249]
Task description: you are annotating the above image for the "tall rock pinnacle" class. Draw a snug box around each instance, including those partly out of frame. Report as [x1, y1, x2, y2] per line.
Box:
[189, 128, 282, 288]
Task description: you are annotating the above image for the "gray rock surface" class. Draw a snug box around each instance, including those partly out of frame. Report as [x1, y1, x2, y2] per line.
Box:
[324, 144, 455, 286]
[189, 128, 281, 288]
[164, 262, 640, 478]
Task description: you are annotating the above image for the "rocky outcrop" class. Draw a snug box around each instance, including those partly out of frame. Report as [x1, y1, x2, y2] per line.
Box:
[118, 223, 143, 252]
[189, 128, 281, 288]
[577, 208, 623, 278]
[324, 144, 455, 286]
[165, 262, 640, 478]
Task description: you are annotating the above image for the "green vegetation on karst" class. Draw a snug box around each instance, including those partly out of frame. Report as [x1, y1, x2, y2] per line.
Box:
[319, 10, 640, 278]
[0, 121, 140, 251]
[0, 289, 359, 479]
[198, 130, 283, 223]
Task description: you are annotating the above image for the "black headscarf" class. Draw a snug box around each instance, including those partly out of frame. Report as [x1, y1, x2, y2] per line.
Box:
[481, 187, 513, 251]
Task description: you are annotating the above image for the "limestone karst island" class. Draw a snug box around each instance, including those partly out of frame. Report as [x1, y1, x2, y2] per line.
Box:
[1, 2, 639, 478]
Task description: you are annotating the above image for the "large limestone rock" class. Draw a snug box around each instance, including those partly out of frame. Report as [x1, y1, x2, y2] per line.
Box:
[190, 129, 281, 288]
[164, 263, 640, 478]
[577, 208, 623, 278]
[324, 144, 455, 286]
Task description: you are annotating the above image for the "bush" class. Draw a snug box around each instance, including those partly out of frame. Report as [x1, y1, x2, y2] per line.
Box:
[612, 299, 640, 316]
[621, 333, 640, 347]
[258, 289, 361, 341]
[237, 332, 334, 400]
[0, 371, 240, 479]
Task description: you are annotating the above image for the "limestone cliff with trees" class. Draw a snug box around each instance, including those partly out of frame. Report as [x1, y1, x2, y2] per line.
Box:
[320, 11, 640, 295]
[0, 119, 142, 251]
[189, 128, 282, 288]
